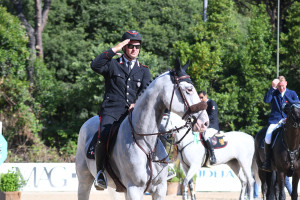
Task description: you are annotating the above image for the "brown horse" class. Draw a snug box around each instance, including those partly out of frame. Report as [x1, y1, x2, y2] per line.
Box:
[255, 103, 300, 200]
[255, 126, 278, 200]
[273, 103, 300, 200]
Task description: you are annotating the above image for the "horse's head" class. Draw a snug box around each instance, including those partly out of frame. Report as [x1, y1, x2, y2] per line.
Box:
[163, 57, 209, 133]
[284, 103, 300, 128]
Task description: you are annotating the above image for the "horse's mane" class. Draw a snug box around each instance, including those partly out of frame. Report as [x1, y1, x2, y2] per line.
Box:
[135, 70, 170, 103]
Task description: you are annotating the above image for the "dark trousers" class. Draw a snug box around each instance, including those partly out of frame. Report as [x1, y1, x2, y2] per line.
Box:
[98, 115, 117, 144]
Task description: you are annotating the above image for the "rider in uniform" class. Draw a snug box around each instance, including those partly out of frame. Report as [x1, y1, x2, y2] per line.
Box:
[91, 30, 151, 190]
[261, 76, 299, 172]
[198, 91, 219, 165]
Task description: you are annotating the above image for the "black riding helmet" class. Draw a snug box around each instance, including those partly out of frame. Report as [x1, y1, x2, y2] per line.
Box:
[122, 30, 142, 59]
[122, 30, 142, 43]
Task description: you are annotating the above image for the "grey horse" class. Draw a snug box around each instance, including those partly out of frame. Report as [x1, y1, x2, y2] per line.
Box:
[161, 112, 260, 200]
[76, 58, 209, 200]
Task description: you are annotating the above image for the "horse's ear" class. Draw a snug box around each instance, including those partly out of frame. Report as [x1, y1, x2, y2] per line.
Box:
[182, 60, 190, 71]
[282, 103, 291, 115]
[174, 56, 181, 72]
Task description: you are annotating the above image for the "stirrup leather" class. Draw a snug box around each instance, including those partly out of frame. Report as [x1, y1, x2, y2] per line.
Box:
[94, 170, 107, 190]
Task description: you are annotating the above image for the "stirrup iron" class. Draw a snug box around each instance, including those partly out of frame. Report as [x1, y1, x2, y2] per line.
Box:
[94, 170, 107, 190]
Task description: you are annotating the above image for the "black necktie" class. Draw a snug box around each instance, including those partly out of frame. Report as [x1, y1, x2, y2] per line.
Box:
[127, 61, 132, 73]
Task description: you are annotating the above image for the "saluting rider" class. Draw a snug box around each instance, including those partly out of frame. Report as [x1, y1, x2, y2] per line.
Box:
[91, 30, 151, 190]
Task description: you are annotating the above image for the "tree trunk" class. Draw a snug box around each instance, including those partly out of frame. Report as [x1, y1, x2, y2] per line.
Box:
[10, 0, 52, 84]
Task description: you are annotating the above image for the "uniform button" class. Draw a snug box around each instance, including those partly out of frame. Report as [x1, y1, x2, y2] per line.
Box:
[128, 78, 131, 81]
[127, 93, 129, 95]
[138, 79, 140, 81]
[127, 86, 129, 88]
[127, 99, 129, 102]
[118, 74, 120, 76]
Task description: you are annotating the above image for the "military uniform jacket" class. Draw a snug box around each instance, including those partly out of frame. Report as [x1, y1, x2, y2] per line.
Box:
[207, 99, 220, 131]
[91, 48, 151, 119]
[264, 87, 299, 124]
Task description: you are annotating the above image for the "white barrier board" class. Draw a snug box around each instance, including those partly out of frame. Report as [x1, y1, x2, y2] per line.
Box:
[1, 163, 243, 192]
[0, 163, 78, 191]
[195, 164, 241, 191]
[0, 163, 294, 192]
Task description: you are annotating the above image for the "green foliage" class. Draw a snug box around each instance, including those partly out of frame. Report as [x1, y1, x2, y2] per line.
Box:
[0, 6, 42, 146]
[1, 0, 300, 162]
[7, 136, 66, 163]
[174, 0, 274, 134]
[168, 161, 185, 183]
[280, 2, 300, 96]
[0, 170, 26, 192]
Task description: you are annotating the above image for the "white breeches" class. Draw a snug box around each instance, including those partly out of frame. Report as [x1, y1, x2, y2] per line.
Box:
[265, 119, 285, 144]
[204, 128, 218, 141]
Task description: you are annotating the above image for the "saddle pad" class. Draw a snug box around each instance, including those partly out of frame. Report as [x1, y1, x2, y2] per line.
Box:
[86, 131, 98, 159]
[259, 126, 283, 149]
[211, 134, 228, 149]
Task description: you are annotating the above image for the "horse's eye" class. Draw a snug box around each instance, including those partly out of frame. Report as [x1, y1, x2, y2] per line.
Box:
[186, 88, 193, 94]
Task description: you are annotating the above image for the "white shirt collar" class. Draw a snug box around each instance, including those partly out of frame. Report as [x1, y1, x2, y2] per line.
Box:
[281, 90, 286, 97]
[123, 56, 137, 69]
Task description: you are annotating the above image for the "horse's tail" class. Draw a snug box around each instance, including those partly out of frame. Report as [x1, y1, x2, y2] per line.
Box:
[252, 151, 261, 189]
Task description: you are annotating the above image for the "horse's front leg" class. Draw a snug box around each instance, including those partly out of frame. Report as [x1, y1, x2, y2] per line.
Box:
[277, 172, 286, 200]
[151, 182, 167, 200]
[182, 165, 198, 200]
[182, 183, 189, 200]
[291, 174, 299, 200]
[126, 185, 144, 200]
[188, 179, 196, 200]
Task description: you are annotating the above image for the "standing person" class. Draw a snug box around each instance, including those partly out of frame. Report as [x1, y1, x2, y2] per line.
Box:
[198, 91, 220, 165]
[261, 76, 299, 172]
[91, 30, 151, 190]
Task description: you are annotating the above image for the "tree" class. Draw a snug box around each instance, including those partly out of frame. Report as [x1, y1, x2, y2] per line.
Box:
[234, 0, 298, 32]
[0, 5, 39, 146]
[174, 0, 274, 134]
[9, 0, 52, 84]
[280, 2, 300, 95]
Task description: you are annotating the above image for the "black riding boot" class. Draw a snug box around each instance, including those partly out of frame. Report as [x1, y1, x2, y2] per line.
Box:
[206, 138, 216, 165]
[261, 142, 272, 172]
[94, 140, 107, 190]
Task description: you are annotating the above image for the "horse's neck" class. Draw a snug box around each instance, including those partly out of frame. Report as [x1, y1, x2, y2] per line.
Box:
[169, 113, 194, 148]
[175, 128, 194, 148]
[284, 124, 300, 150]
[131, 85, 165, 145]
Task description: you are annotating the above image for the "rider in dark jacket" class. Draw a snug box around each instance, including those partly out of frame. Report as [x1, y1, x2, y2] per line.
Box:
[198, 91, 219, 165]
[91, 30, 151, 190]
